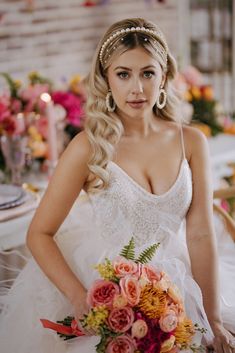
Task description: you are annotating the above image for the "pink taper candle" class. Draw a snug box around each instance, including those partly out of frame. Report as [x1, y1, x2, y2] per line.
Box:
[41, 93, 58, 171]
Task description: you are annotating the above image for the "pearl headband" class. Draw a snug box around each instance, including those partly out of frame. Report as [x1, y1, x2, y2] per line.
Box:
[99, 26, 168, 67]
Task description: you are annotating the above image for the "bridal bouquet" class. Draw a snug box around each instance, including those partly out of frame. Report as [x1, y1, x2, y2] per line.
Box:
[41, 238, 204, 353]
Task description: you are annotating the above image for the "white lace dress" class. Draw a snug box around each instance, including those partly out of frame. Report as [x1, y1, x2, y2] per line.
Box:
[0, 158, 234, 353]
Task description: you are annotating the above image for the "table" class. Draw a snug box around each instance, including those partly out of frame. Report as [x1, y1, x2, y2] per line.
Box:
[0, 134, 235, 251]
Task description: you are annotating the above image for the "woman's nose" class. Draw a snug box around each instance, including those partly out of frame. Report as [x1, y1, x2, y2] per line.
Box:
[131, 78, 143, 94]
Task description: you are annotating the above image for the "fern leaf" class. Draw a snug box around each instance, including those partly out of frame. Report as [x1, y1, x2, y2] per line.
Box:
[136, 243, 160, 264]
[119, 237, 135, 260]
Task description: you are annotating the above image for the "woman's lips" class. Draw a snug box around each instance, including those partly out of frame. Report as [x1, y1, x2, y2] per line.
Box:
[127, 100, 147, 109]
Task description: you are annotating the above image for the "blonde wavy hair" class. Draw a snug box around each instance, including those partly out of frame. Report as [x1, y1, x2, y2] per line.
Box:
[84, 17, 180, 193]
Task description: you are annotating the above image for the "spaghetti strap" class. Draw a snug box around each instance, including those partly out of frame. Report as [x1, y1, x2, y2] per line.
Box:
[179, 123, 186, 160]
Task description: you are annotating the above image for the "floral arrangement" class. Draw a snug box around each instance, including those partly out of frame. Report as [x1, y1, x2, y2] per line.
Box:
[0, 72, 85, 173]
[41, 238, 205, 353]
[51, 74, 85, 140]
[0, 72, 51, 160]
[175, 66, 235, 137]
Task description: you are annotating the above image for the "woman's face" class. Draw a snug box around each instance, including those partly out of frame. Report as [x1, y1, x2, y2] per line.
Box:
[107, 46, 165, 119]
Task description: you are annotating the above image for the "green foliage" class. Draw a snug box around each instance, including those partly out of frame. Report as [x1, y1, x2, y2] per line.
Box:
[119, 237, 160, 264]
[28, 71, 52, 88]
[136, 243, 160, 264]
[0, 72, 19, 98]
[119, 237, 135, 260]
[191, 98, 223, 136]
[56, 316, 77, 341]
[95, 326, 120, 353]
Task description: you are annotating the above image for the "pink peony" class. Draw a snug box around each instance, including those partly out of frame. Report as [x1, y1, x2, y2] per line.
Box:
[52, 91, 83, 127]
[108, 306, 134, 333]
[141, 264, 161, 284]
[87, 279, 119, 308]
[131, 319, 148, 339]
[120, 276, 141, 306]
[113, 256, 139, 278]
[106, 334, 136, 353]
[159, 310, 178, 333]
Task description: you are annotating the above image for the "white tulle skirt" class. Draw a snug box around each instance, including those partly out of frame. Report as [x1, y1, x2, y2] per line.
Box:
[0, 213, 234, 353]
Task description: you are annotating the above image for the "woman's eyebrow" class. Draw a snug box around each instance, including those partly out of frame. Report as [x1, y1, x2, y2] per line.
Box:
[114, 65, 156, 71]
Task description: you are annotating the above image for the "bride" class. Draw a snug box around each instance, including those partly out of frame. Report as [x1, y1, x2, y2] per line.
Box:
[0, 17, 234, 353]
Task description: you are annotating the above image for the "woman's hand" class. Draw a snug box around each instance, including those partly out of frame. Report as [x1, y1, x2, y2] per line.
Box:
[71, 288, 96, 336]
[71, 288, 91, 334]
[208, 322, 235, 353]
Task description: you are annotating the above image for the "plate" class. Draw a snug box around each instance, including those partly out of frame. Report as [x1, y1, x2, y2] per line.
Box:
[0, 184, 25, 207]
[0, 193, 27, 210]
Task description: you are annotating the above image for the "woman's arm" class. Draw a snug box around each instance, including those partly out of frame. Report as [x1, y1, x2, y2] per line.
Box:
[184, 127, 233, 351]
[26, 131, 92, 316]
[185, 127, 221, 326]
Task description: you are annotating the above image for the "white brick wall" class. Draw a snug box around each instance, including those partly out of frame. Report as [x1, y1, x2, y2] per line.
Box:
[0, 0, 185, 84]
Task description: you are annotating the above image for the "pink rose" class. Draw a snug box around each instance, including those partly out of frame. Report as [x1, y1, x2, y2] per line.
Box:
[108, 306, 134, 333]
[106, 334, 136, 353]
[141, 264, 161, 284]
[131, 319, 148, 339]
[87, 279, 119, 308]
[120, 276, 141, 306]
[159, 310, 178, 333]
[161, 335, 176, 352]
[113, 256, 139, 278]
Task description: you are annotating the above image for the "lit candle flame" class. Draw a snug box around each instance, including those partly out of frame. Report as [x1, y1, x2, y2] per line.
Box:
[40, 93, 51, 103]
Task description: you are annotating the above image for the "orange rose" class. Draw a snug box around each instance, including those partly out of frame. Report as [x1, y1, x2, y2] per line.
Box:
[120, 276, 141, 306]
[141, 264, 161, 284]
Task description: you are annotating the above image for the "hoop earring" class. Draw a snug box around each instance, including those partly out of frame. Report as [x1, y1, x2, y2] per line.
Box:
[106, 90, 116, 112]
[156, 88, 167, 109]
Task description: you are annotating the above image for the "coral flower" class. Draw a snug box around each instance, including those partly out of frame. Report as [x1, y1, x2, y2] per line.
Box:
[174, 318, 195, 346]
[138, 285, 167, 319]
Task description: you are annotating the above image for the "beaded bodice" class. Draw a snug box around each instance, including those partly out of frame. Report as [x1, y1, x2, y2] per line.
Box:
[88, 158, 192, 249]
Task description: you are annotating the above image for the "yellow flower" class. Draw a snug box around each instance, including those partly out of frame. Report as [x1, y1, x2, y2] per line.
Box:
[84, 305, 109, 332]
[190, 86, 201, 99]
[95, 259, 116, 280]
[174, 317, 195, 347]
[28, 126, 42, 141]
[138, 284, 167, 319]
[28, 71, 39, 80]
[69, 74, 82, 94]
[14, 80, 22, 89]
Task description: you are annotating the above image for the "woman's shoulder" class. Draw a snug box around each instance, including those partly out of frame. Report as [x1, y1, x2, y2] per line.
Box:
[62, 131, 92, 166]
[182, 124, 209, 160]
[65, 130, 92, 160]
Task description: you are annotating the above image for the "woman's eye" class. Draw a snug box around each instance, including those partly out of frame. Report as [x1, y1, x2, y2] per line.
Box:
[143, 71, 155, 78]
[117, 72, 129, 79]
